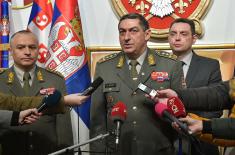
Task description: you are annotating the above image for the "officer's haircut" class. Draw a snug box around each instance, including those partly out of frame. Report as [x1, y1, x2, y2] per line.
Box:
[118, 13, 149, 31]
[10, 30, 38, 46]
[170, 18, 196, 35]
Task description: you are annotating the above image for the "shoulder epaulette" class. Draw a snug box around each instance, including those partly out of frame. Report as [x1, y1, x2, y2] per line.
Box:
[45, 68, 64, 78]
[156, 51, 177, 60]
[0, 68, 6, 74]
[98, 53, 118, 63]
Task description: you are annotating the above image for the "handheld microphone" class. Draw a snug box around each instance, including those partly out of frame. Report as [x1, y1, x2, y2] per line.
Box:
[167, 97, 186, 117]
[155, 103, 190, 135]
[137, 83, 158, 98]
[37, 89, 62, 112]
[81, 77, 103, 96]
[110, 101, 127, 147]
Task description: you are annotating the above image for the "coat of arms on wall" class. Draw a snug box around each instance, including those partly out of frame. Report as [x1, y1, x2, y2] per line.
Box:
[111, 0, 211, 39]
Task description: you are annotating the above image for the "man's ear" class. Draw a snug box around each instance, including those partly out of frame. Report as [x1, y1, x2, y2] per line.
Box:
[145, 29, 152, 41]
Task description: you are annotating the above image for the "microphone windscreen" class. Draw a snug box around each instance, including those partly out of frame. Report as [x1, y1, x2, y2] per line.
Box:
[155, 103, 168, 117]
[167, 97, 186, 117]
[110, 101, 127, 122]
[91, 77, 103, 88]
[37, 89, 62, 112]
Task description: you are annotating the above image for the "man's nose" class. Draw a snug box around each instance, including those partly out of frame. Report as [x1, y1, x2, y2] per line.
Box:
[124, 32, 131, 41]
[24, 47, 31, 55]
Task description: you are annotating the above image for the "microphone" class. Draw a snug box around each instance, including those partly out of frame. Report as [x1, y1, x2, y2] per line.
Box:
[155, 103, 190, 135]
[37, 89, 62, 112]
[137, 83, 158, 98]
[81, 77, 103, 96]
[110, 101, 127, 147]
[167, 97, 186, 117]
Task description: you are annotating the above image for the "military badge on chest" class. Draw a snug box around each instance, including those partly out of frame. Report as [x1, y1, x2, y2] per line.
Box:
[151, 71, 169, 82]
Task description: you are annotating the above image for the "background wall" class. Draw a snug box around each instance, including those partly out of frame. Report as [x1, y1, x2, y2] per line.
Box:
[10, 0, 235, 46]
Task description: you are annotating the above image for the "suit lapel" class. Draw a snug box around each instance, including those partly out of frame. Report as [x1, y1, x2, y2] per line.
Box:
[186, 52, 200, 87]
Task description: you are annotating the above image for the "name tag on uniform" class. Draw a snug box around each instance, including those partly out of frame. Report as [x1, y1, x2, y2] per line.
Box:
[105, 83, 116, 88]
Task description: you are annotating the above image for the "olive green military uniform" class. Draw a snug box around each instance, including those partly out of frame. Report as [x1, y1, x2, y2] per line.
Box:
[90, 49, 183, 155]
[0, 66, 73, 155]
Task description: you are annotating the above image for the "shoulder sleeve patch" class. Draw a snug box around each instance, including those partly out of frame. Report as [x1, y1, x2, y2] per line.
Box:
[45, 68, 64, 78]
[156, 51, 177, 60]
[98, 53, 118, 63]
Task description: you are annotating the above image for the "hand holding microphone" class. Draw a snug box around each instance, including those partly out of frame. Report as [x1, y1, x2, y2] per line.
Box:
[155, 102, 191, 135]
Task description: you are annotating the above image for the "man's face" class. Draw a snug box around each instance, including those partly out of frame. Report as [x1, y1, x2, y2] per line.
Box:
[168, 22, 197, 56]
[118, 18, 151, 59]
[10, 33, 39, 71]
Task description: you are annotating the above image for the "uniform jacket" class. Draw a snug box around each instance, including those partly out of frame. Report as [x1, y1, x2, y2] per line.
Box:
[186, 51, 222, 118]
[90, 49, 183, 155]
[0, 66, 73, 155]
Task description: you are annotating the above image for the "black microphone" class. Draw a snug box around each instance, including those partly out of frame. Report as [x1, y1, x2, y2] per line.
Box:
[110, 101, 127, 147]
[81, 77, 103, 96]
[155, 103, 191, 135]
[37, 89, 62, 112]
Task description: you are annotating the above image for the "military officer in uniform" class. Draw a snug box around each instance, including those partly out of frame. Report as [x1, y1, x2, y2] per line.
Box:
[90, 13, 183, 155]
[0, 30, 73, 155]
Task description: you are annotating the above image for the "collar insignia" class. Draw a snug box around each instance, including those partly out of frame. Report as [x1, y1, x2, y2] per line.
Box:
[37, 70, 44, 82]
[7, 72, 14, 84]
[117, 56, 124, 68]
[148, 53, 156, 66]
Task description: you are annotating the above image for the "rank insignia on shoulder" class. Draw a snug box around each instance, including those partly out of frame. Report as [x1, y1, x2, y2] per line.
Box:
[46, 68, 64, 78]
[156, 51, 177, 60]
[98, 53, 118, 63]
[0, 68, 5, 74]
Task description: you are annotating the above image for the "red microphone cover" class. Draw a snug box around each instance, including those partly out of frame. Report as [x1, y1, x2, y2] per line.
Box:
[110, 101, 127, 122]
[167, 97, 186, 117]
[155, 103, 168, 117]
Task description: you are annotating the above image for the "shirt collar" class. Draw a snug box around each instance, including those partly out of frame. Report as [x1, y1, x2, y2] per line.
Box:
[177, 51, 193, 66]
[126, 49, 147, 66]
[13, 65, 36, 82]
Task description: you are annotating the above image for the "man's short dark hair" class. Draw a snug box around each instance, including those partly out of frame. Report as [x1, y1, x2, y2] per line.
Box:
[170, 18, 196, 35]
[10, 30, 38, 46]
[118, 13, 149, 31]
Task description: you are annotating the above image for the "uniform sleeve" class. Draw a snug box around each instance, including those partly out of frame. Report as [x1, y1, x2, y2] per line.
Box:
[0, 110, 13, 128]
[177, 81, 232, 111]
[0, 92, 65, 113]
[211, 118, 235, 139]
[90, 63, 108, 153]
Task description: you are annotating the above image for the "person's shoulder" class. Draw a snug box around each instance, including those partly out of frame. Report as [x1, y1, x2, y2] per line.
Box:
[97, 53, 119, 64]
[0, 68, 10, 77]
[154, 50, 177, 61]
[194, 52, 219, 64]
[40, 67, 65, 79]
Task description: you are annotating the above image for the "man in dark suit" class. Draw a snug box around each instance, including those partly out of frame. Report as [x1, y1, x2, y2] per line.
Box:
[168, 18, 222, 155]
[0, 30, 73, 155]
[90, 13, 183, 155]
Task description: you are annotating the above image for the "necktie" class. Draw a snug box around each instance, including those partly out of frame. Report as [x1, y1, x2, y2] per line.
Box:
[23, 72, 31, 95]
[180, 61, 187, 88]
[130, 60, 138, 80]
